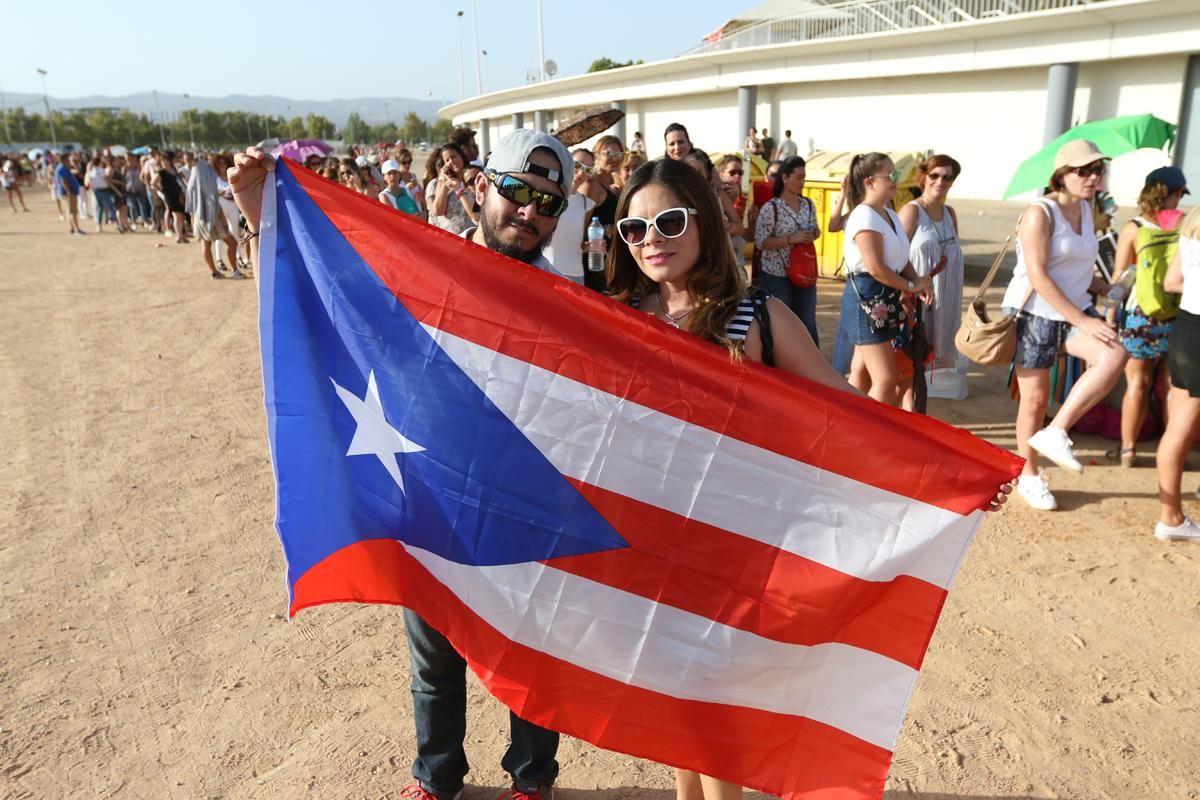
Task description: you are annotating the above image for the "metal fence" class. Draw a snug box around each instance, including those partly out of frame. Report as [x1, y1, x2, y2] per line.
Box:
[681, 0, 1112, 55]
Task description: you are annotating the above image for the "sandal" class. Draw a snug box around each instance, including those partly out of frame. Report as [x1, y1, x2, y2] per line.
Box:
[1106, 446, 1137, 468]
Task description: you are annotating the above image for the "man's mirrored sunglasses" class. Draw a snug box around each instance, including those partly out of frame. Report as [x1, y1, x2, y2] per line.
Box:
[485, 170, 568, 217]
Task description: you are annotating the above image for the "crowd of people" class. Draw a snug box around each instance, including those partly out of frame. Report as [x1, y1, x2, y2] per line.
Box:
[10, 119, 1199, 535]
[4, 146, 254, 278]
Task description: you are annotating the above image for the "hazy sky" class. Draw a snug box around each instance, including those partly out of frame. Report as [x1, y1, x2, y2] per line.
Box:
[0, 0, 741, 103]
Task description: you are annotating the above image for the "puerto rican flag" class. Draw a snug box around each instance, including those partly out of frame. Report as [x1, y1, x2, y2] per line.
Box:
[258, 160, 1023, 800]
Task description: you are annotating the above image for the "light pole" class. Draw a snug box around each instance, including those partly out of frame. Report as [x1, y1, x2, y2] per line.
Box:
[480, 50, 489, 94]
[472, 0, 483, 96]
[36, 68, 57, 148]
[0, 81, 11, 145]
[152, 89, 166, 149]
[537, 0, 546, 82]
[456, 11, 466, 100]
[182, 93, 196, 148]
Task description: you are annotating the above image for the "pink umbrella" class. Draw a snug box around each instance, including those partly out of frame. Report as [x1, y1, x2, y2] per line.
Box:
[271, 139, 333, 164]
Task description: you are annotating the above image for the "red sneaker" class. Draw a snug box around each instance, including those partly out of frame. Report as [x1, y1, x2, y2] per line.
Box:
[399, 784, 463, 800]
[494, 786, 554, 800]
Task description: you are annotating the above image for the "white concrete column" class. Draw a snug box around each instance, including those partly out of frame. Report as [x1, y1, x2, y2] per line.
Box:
[738, 86, 758, 149]
[512, 112, 524, 130]
[1044, 63, 1078, 144]
[478, 120, 490, 158]
[534, 110, 549, 132]
[1177, 54, 1200, 191]
[611, 100, 626, 146]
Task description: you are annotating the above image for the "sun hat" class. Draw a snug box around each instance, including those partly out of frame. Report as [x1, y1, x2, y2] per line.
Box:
[484, 129, 573, 195]
[1054, 139, 1108, 170]
[1145, 165, 1190, 194]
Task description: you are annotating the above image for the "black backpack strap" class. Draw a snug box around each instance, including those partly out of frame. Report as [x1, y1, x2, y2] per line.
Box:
[751, 287, 775, 368]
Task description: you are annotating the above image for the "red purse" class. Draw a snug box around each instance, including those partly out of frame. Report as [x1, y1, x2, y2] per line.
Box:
[786, 242, 818, 288]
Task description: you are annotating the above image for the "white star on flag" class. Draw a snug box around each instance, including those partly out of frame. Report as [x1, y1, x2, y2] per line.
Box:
[331, 370, 425, 494]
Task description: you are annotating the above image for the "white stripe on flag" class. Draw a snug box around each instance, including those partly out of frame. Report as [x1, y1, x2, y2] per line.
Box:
[422, 324, 981, 589]
[407, 544, 915, 751]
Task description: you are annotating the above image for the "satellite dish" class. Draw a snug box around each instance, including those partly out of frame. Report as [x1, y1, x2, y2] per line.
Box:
[544, 59, 557, 78]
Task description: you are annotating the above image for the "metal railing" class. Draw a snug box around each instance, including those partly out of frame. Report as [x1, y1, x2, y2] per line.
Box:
[680, 0, 1112, 55]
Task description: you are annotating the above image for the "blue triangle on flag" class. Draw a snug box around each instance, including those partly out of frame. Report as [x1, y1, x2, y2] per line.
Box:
[264, 166, 628, 586]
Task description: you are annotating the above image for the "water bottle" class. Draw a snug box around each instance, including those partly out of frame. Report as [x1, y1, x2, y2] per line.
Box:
[1105, 269, 1136, 311]
[586, 216, 606, 273]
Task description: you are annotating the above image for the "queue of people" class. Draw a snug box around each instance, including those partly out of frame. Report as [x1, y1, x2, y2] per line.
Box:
[17, 119, 1196, 537]
[28, 146, 252, 278]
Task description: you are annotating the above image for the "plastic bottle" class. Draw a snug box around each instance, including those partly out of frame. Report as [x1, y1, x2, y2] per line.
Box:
[586, 216, 606, 273]
[1105, 268, 1136, 311]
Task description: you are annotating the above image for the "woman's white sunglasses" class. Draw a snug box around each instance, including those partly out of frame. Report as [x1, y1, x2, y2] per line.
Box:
[615, 207, 698, 246]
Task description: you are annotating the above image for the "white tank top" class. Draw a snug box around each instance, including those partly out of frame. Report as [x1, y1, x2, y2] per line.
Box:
[1002, 198, 1098, 321]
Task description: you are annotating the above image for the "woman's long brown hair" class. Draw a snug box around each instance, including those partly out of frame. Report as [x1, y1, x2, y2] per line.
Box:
[607, 158, 747, 358]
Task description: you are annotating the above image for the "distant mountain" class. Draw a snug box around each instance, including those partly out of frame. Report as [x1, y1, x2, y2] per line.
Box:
[1, 91, 450, 125]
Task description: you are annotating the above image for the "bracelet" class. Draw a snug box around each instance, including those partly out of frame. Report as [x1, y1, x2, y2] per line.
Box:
[240, 230, 258, 245]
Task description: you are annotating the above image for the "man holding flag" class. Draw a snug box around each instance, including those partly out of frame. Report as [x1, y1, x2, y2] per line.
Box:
[230, 129, 578, 800]
[229, 132, 1018, 800]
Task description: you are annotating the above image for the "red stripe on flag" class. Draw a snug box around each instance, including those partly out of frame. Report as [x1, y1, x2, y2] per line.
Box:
[292, 538, 894, 800]
[285, 165, 1023, 516]
[550, 480, 946, 671]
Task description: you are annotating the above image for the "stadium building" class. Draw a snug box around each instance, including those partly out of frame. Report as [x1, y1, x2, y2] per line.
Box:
[440, 0, 1200, 203]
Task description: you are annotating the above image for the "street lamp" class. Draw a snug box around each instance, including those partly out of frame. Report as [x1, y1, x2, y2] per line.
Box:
[36, 68, 57, 149]
[472, 0, 483, 96]
[456, 11, 466, 100]
[0, 81, 11, 145]
[182, 93, 196, 149]
[481, 50, 489, 94]
[152, 89, 166, 149]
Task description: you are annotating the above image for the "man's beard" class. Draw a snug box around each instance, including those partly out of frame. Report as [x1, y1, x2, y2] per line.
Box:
[480, 205, 550, 264]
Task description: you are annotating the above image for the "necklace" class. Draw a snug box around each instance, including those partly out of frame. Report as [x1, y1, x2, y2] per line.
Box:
[658, 289, 697, 328]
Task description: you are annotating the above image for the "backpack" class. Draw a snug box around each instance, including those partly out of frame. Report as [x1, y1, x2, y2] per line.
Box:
[1132, 218, 1181, 320]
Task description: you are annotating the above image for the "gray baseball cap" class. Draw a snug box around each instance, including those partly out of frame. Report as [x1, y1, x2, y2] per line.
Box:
[484, 129, 573, 196]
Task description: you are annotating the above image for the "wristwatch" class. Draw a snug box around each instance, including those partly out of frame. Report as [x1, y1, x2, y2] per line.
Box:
[906, 279, 914, 291]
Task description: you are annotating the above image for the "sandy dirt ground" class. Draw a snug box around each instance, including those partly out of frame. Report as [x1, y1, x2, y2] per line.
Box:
[2, 187, 1199, 800]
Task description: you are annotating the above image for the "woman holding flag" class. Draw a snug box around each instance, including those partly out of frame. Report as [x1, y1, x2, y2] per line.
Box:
[608, 156, 1012, 800]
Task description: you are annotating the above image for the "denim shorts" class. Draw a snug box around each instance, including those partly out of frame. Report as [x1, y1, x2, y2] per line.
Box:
[1003, 306, 1100, 369]
[840, 272, 901, 345]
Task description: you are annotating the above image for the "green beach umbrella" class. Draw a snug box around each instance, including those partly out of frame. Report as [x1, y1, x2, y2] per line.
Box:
[1003, 113, 1177, 199]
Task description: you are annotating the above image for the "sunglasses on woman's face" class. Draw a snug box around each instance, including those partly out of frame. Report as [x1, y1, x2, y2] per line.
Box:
[400, 160, 412, 167]
[927, 171, 955, 183]
[339, 170, 354, 178]
[872, 169, 901, 184]
[601, 149, 623, 158]
[486, 170, 568, 217]
[616, 207, 698, 246]
[1073, 162, 1106, 179]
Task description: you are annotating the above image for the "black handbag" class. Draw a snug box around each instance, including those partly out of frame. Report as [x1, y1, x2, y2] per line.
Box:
[849, 274, 906, 335]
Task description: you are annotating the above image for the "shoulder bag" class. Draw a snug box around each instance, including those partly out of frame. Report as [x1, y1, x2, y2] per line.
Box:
[954, 206, 1043, 366]
[785, 197, 819, 288]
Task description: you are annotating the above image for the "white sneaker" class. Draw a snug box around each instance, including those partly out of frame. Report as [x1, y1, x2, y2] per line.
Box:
[1154, 517, 1200, 542]
[1017, 473, 1058, 511]
[1028, 427, 1083, 473]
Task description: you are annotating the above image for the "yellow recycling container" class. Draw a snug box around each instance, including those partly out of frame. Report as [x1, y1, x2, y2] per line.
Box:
[800, 150, 924, 279]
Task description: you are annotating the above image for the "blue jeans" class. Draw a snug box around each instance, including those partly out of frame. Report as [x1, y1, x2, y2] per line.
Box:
[404, 609, 559, 796]
[759, 273, 819, 347]
[93, 188, 117, 224]
[127, 191, 151, 223]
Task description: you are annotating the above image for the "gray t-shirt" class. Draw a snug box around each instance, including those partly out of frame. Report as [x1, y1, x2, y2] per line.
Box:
[777, 138, 799, 159]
